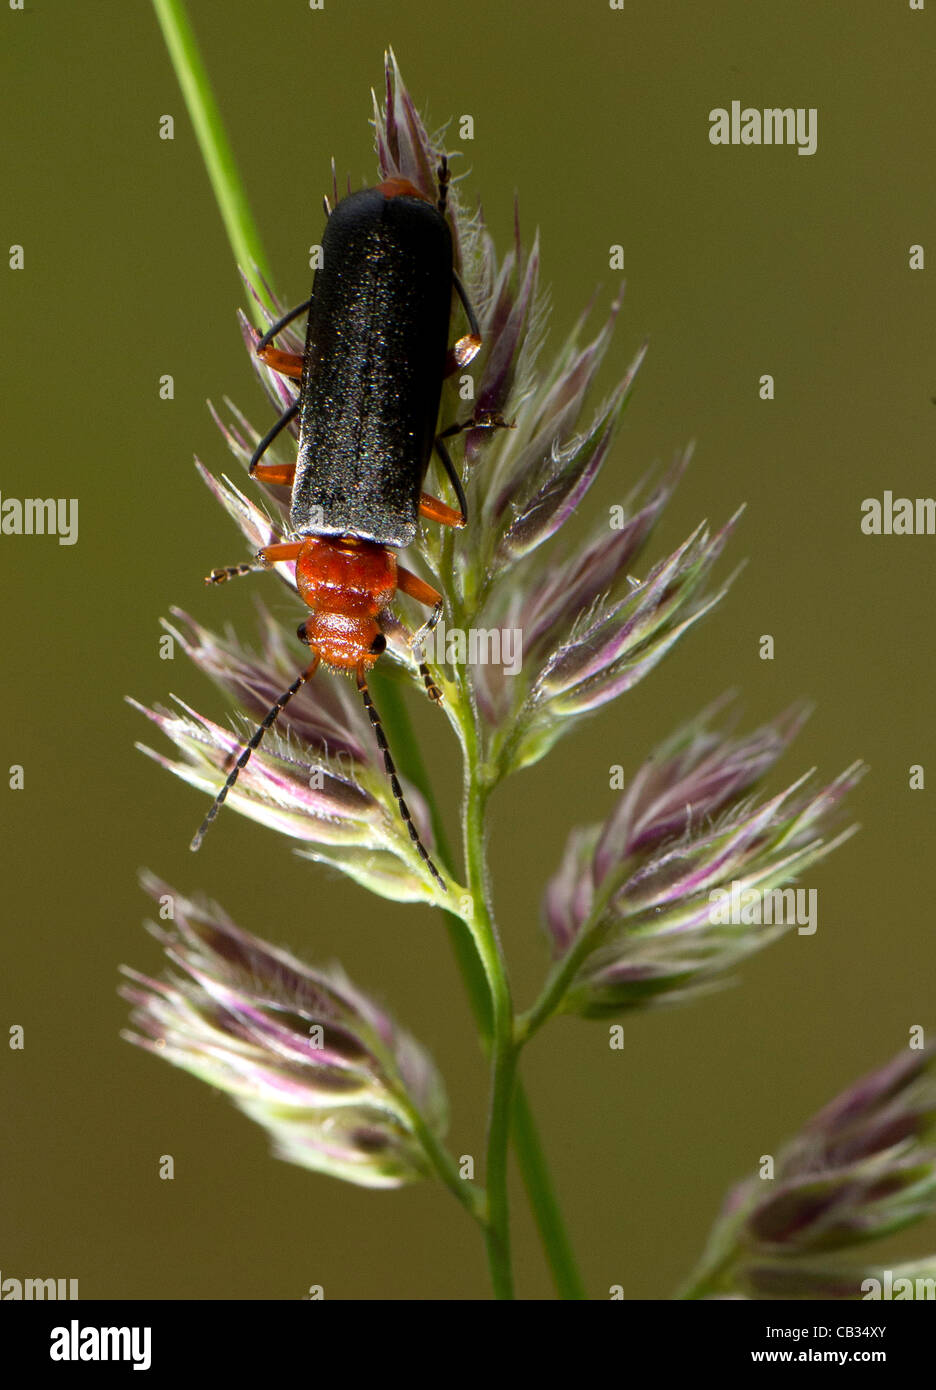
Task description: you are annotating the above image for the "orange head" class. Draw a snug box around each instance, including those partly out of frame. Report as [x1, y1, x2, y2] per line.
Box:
[294, 535, 397, 672]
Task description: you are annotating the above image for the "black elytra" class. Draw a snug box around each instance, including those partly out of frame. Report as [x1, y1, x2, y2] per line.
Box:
[291, 186, 454, 547]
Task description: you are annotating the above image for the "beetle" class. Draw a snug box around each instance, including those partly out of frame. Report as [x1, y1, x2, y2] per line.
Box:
[190, 158, 503, 889]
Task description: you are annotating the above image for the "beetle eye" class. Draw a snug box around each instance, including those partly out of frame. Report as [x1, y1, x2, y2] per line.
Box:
[297, 623, 310, 645]
[369, 633, 387, 655]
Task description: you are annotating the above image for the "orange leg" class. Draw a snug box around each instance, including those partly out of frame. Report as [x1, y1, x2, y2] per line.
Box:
[419, 492, 465, 528]
[205, 540, 301, 586]
[260, 541, 302, 563]
[397, 567, 445, 701]
[257, 345, 304, 379]
[397, 567, 442, 607]
[251, 460, 296, 486]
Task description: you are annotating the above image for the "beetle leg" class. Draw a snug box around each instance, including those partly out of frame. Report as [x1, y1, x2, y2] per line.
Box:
[414, 607, 446, 701]
[446, 270, 482, 372]
[419, 490, 465, 529]
[419, 662, 443, 702]
[251, 461, 296, 487]
[255, 297, 310, 378]
[380, 607, 442, 702]
[256, 296, 312, 353]
[445, 337, 481, 375]
[259, 540, 302, 563]
[397, 567, 442, 608]
[439, 412, 514, 441]
[397, 568, 445, 700]
[256, 345, 304, 379]
[204, 540, 301, 585]
[248, 401, 299, 476]
[430, 431, 469, 522]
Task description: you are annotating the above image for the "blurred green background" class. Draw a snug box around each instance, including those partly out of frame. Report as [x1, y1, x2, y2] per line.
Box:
[2, 0, 933, 1300]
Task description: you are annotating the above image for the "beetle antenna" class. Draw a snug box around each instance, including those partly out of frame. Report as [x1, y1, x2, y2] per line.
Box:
[190, 658, 320, 851]
[356, 668, 447, 892]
